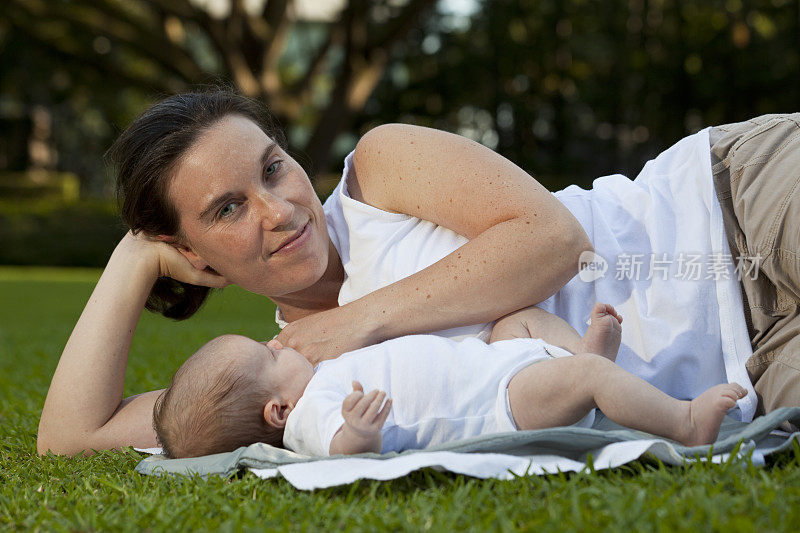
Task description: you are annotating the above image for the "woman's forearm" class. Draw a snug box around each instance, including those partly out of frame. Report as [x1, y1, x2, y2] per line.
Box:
[352, 214, 590, 343]
[37, 235, 160, 455]
[349, 123, 591, 341]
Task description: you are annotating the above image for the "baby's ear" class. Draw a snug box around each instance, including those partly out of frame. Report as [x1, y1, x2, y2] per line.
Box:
[263, 399, 290, 429]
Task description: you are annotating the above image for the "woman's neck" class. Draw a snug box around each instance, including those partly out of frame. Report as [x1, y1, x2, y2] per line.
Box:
[271, 239, 344, 322]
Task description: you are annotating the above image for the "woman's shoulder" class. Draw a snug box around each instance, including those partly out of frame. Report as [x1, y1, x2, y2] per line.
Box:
[349, 123, 437, 207]
[323, 150, 410, 221]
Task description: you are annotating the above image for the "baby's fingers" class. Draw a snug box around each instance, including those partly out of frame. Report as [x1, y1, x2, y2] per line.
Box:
[375, 397, 392, 427]
[342, 389, 364, 413]
[364, 391, 387, 422]
[353, 389, 380, 417]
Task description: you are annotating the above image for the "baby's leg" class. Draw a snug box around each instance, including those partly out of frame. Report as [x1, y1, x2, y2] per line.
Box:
[507, 353, 747, 445]
[491, 304, 622, 361]
[490, 306, 583, 353]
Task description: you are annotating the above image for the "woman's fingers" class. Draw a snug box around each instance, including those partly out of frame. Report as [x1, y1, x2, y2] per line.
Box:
[275, 307, 380, 365]
[151, 239, 230, 288]
[195, 268, 230, 288]
[183, 268, 230, 288]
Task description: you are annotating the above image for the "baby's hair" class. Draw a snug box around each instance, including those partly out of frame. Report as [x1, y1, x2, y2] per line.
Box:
[153, 345, 284, 458]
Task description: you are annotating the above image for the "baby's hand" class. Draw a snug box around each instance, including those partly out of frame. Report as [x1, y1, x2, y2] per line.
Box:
[341, 381, 392, 439]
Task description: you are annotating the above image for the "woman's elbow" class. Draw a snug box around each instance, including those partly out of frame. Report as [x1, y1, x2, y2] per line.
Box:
[37, 419, 55, 456]
[36, 434, 64, 457]
[560, 223, 593, 273]
[570, 226, 594, 257]
[37, 425, 88, 457]
[37, 439, 93, 457]
[36, 433, 70, 457]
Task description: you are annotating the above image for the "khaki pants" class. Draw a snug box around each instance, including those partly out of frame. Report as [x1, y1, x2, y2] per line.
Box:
[710, 114, 800, 416]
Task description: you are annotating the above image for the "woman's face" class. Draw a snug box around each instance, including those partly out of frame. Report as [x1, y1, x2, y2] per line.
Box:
[167, 114, 330, 297]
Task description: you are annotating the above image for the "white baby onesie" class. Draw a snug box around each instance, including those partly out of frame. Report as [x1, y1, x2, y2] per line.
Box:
[283, 335, 593, 456]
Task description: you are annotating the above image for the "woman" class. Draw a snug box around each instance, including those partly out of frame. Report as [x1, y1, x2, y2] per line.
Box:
[37, 92, 799, 456]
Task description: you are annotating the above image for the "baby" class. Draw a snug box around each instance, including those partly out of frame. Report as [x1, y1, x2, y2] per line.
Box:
[153, 304, 746, 458]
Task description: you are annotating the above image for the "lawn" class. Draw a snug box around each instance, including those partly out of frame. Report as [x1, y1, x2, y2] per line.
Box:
[1, 266, 799, 531]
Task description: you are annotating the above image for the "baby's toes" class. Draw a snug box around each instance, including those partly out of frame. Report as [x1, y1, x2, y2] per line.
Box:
[718, 388, 743, 407]
[591, 302, 606, 317]
[720, 388, 739, 401]
[720, 396, 737, 410]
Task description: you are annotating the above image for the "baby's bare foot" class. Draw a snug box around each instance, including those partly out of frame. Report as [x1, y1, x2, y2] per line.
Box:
[680, 383, 747, 446]
[579, 303, 622, 361]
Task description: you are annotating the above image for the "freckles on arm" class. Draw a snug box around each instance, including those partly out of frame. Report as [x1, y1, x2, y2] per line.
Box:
[336, 124, 590, 339]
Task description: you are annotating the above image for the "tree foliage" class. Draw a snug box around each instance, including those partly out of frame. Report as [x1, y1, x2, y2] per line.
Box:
[360, 0, 800, 189]
[2, 0, 437, 189]
[3, 0, 800, 194]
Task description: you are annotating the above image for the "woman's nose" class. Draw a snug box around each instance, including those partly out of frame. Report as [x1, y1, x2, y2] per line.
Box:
[254, 192, 294, 230]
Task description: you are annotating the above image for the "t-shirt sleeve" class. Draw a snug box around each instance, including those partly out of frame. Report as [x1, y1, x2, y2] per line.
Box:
[283, 389, 346, 457]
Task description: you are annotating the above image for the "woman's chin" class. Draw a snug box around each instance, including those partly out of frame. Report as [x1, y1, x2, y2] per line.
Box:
[238, 268, 327, 299]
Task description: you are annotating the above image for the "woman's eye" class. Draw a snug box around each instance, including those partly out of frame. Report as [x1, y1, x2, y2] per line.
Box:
[265, 161, 280, 177]
[219, 202, 238, 218]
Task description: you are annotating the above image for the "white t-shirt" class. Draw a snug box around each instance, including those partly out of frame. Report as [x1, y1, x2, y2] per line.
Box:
[315, 128, 756, 421]
[283, 336, 589, 456]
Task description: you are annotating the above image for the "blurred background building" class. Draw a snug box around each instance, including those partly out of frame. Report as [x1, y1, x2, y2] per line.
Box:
[1, 0, 799, 266]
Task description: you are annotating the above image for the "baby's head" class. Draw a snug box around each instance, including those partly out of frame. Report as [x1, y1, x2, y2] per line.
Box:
[153, 334, 313, 458]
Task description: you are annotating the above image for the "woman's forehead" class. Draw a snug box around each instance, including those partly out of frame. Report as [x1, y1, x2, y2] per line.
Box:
[167, 115, 272, 214]
[182, 115, 270, 172]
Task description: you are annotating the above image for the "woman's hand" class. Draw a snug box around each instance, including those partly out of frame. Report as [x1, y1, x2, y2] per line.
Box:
[274, 305, 382, 365]
[120, 231, 230, 288]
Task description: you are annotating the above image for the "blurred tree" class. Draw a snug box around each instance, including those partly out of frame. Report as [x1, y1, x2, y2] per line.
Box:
[3, 0, 437, 184]
[360, 0, 800, 189]
[4, 0, 800, 196]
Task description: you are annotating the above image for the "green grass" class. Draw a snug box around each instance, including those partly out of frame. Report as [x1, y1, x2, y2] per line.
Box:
[1, 266, 800, 531]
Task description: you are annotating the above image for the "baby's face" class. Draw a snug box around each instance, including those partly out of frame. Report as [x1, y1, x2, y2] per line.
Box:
[222, 335, 314, 405]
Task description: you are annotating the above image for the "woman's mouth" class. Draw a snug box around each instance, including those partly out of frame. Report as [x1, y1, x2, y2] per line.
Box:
[271, 222, 310, 255]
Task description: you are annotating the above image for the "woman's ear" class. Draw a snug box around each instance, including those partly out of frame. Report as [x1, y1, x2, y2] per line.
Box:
[156, 234, 210, 271]
[263, 399, 292, 429]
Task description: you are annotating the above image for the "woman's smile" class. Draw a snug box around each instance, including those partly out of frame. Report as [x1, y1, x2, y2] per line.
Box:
[271, 221, 311, 256]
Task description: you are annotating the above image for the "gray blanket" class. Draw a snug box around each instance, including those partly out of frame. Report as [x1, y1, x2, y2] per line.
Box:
[136, 407, 800, 481]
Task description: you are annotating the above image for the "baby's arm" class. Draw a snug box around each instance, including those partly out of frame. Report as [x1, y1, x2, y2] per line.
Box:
[329, 381, 392, 455]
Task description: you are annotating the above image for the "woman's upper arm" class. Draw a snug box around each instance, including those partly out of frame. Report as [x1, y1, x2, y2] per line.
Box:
[350, 123, 588, 245]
